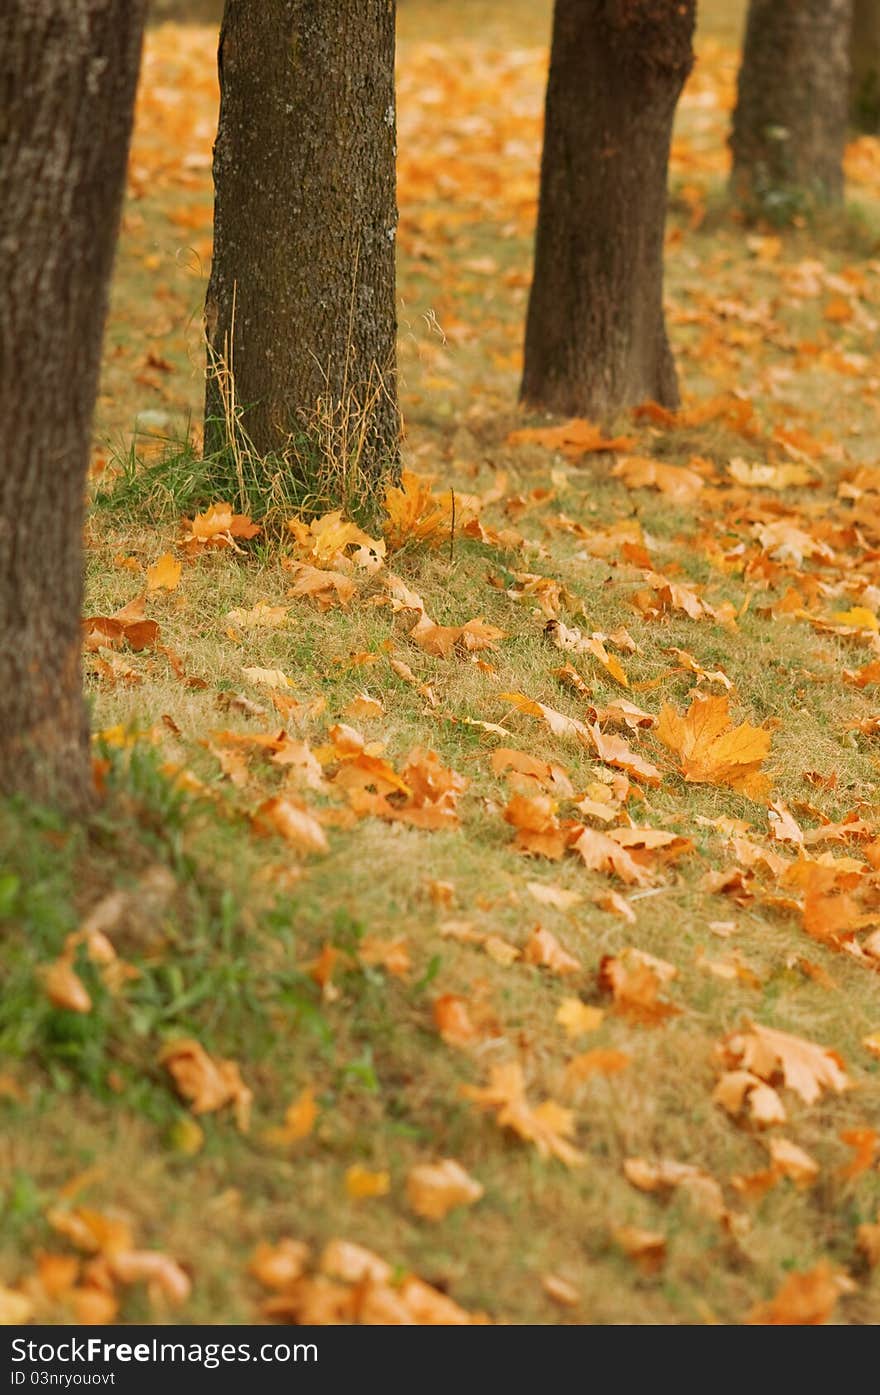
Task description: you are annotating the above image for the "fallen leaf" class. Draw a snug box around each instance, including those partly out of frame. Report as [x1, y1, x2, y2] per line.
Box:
[344, 1166, 390, 1200]
[146, 552, 182, 592]
[747, 1262, 854, 1325]
[406, 1159, 484, 1220]
[159, 1038, 252, 1132]
[462, 1061, 584, 1166]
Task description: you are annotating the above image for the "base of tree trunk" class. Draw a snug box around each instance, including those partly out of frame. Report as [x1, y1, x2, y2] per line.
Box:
[730, 0, 852, 212]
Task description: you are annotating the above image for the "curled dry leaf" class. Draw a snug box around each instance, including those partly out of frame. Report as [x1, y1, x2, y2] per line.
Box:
[503, 792, 567, 860]
[527, 881, 583, 910]
[623, 1157, 742, 1231]
[253, 796, 329, 854]
[837, 1127, 878, 1180]
[383, 470, 452, 550]
[249, 1239, 312, 1290]
[599, 947, 680, 1024]
[611, 1225, 666, 1275]
[713, 1070, 787, 1127]
[40, 958, 92, 1014]
[766, 1137, 819, 1188]
[522, 925, 581, 975]
[433, 993, 480, 1047]
[264, 1086, 318, 1147]
[159, 1038, 252, 1132]
[108, 1250, 191, 1306]
[406, 1159, 484, 1220]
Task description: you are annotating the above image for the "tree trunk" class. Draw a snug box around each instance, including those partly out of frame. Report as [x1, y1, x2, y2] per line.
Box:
[850, 0, 880, 131]
[204, 0, 400, 490]
[520, 0, 695, 421]
[731, 0, 853, 209]
[0, 1, 145, 812]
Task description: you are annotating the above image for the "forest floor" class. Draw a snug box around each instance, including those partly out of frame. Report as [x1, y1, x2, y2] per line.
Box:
[3, 0, 880, 1326]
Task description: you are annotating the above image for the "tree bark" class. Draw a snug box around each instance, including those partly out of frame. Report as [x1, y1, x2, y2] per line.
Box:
[520, 0, 695, 421]
[204, 0, 400, 486]
[0, 1, 145, 811]
[850, 0, 880, 131]
[731, 0, 853, 209]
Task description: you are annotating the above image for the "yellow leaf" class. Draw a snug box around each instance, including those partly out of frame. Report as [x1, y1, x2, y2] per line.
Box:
[831, 606, 878, 631]
[656, 694, 771, 800]
[555, 999, 604, 1037]
[146, 552, 182, 592]
[241, 665, 293, 690]
[344, 1165, 390, 1200]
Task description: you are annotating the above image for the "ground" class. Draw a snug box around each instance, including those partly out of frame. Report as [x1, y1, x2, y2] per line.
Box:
[2, 0, 880, 1326]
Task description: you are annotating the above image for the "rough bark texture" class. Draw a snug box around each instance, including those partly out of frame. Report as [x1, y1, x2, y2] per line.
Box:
[731, 0, 853, 207]
[0, 1, 145, 811]
[204, 0, 400, 477]
[520, 0, 695, 420]
[850, 0, 880, 131]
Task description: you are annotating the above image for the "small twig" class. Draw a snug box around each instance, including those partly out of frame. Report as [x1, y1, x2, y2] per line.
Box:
[448, 487, 456, 565]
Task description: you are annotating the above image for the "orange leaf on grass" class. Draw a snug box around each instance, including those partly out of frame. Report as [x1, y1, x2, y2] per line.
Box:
[248, 1239, 312, 1290]
[656, 694, 771, 801]
[503, 793, 567, 859]
[433, 994, 480, 1048]
[253, 796, 329, 854]
[747, 1262, 854, 1325]
[713, 1070, 787, 1127]
[462, 1061, 584, 1166]
[598, 948, 680, 1024]
[612, 455, 703, 503]
[159, 1038, 252, 1132]
[406, 1160, 484, 1221]
[264, 1087, 318, 1147]
[344, 1166, 390, 1200]
[383, 470, 452, 550]
[720, 1022, 851, 1106]
[837, 1127, 878, 1180]
[146, 552, 182, 592]
[522, 925, 581, 975]
[611, 1225, 666, 1275]
[565, 1049, 631, 1083]
[507, 418, 634, 458]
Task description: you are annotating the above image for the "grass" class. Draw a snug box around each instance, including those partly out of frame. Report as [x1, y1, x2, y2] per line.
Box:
[4, 0, 880, 1327]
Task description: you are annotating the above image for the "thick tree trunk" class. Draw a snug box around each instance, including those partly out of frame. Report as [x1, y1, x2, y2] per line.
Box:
[520, 0, 695, 421]
[850, 0, 880, 131]
[0, 1, 145, 811]
[731, 0, 853, 208]
[204, 0, 400, 485]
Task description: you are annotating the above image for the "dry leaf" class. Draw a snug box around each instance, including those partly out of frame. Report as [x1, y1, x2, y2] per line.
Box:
[406, 1159, 484, 1220]
[462, 1061, 584, 1166]
[146, 552, 182, 592]
[747, 1262, 854, 1325]
[344, 1166, 390, 1200]
[159, 1038, 252, 1132]
[656, 694, 771, 800]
